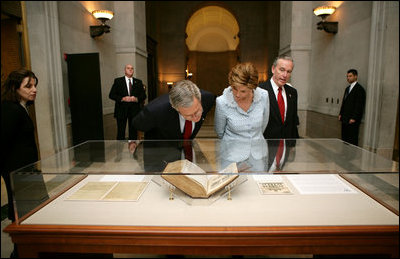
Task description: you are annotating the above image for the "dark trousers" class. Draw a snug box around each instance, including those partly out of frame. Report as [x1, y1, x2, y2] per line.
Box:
[116, 113, 137, 140]
[341, 122, 360, 146]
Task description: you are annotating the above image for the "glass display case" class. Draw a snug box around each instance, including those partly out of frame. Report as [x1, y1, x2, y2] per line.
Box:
[4, 139, 399, 258]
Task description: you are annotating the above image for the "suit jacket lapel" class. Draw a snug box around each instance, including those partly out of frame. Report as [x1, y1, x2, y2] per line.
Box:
[344, 85, 351, 99]
[266, 81, 282, 124]
[192, 117, 205, 138]
[349, 83, 360, 96]
[344, 83, 359, 101]
[122, 77, 129, 96]
[283, 84, 293, 124]
[171, 110, 184, 139]
[191, 95, 210, 138]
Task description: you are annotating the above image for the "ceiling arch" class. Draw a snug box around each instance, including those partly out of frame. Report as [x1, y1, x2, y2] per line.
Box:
[186, 6, 239, 52]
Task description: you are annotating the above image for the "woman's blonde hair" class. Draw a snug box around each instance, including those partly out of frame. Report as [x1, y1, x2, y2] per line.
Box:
[228, 62, 259, 90]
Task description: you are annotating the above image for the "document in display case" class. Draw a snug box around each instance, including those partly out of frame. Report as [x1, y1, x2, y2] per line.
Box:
[66, 181, 149, 201]
[3, 139, 399, 258]
[153, 174, 248, 206]
[253, 174, 293, 194]
[161, 159, 239, 198]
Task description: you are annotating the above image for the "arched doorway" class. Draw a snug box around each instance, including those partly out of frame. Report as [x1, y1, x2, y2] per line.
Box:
[185, 6, 240, 97]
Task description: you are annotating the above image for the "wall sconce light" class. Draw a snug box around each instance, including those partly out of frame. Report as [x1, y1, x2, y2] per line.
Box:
[313, 6, 338, 34]
[167, 82, 174, 90]
[90, 10, 114, 38]
[185, 67, 193, 79]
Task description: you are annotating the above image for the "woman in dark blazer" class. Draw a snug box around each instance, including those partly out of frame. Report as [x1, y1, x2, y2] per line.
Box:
[1, 69, 48, 223]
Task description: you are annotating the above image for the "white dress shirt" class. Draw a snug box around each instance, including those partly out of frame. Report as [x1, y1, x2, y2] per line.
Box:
[348, 81, 357, 94]
[125, 76, 132, 95]
[178, 114, 194, 134]
[270, 78, 287, 121]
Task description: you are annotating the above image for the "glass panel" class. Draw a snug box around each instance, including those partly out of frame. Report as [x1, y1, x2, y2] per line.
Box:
[10, 139, 398, 222]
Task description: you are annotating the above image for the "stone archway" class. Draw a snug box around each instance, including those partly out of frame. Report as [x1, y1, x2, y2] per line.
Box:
[185, 6, 240, 97]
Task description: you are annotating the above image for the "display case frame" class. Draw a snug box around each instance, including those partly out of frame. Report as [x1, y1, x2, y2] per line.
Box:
[4, 139, 399, 258]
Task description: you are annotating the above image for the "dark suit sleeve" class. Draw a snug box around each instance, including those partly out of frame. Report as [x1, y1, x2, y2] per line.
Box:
[201, 91, 216, 115]
[134, 79, 146, 103]
[351, 86, 366, 122]
[131, 104, 157, 132]
[109, 78, 124, 103]
[291, 88, 299, 138]
[258, 82, 267, 90]
[1, 103, 19, 167]
[339, 86, 350, 117]
[1, 102, 38, 175]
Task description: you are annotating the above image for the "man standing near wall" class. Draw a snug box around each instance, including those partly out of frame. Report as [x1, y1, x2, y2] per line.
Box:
[338, 69, 366, 146]
[109, 64, 146, 140]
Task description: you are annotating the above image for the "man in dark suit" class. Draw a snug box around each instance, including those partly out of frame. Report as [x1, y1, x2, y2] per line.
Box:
[131, 79, 215, 140]
[109, 64, 146, 140]
[338, 69, 366, 146]
[128, 80, 214, 166]
[259, 55, 299, 139]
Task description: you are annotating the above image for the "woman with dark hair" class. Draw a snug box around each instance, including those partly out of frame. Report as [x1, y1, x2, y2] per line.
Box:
[1, 69, 42, 219]
[1, 69, 45, 257]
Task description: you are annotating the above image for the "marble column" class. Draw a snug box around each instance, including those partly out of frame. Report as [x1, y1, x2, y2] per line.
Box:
[25, 1, 68, 158]
[279, 1, 312, 138]
[113, 1, 148, 89]
[364, 1, 399, 158]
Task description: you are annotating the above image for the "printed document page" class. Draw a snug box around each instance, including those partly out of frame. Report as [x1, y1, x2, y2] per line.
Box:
[286, 174, 357, 194]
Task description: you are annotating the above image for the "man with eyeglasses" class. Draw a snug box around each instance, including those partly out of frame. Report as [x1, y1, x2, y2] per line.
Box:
[130, 80, 215, 140]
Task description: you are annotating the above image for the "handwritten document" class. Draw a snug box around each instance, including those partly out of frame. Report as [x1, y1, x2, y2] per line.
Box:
[67, 177, 148, 201]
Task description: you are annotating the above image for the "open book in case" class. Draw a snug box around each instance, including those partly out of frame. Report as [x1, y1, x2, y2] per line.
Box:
[152, 159, 247, 205]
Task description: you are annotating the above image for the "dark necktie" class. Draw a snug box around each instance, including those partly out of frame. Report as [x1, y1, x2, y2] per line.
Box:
[183, 120, 193, 161]
[129, 79, 133, 96]
[183, 120, 192, 139]
[344, 87, 350, 99]
[276, 139, 284, 171]
[277, 87, 285, 123]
